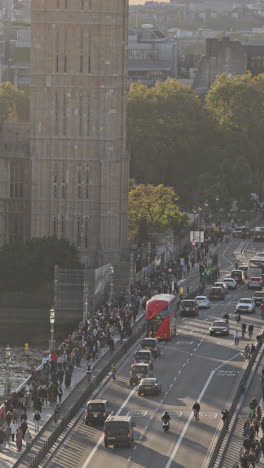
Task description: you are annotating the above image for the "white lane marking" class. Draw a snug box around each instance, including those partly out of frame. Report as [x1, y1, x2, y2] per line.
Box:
[81, 387, 135, 468]
[165, 369, 215, 468]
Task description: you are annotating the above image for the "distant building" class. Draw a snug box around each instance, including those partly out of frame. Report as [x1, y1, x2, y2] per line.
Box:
[193, 37, 264, 96]
[128, 26, 178, 86]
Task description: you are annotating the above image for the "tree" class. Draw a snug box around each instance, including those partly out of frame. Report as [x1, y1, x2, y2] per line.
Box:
[0, 238, 82, 293]
[206, 73, 264, 199]
[128, 79, 216, 202]
[129, 184, 189, 238]
[0, 82, 29, 120]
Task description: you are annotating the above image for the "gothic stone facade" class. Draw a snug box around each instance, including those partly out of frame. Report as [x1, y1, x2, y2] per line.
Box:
[29, 0, 129, 267]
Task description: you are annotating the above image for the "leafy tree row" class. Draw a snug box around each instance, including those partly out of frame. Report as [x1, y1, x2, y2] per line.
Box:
[128, 74, 264, 210]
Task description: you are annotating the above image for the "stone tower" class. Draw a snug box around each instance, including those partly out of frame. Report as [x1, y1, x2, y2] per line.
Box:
[30, 0, 129, 267]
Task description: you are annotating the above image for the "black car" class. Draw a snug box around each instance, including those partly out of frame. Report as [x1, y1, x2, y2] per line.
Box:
[129, 363, 152, 386]
[84, 399, 111, 425]
[252, 290, 264, 305]
[208, 287, 225, 300]
[138, 378, 161, 396]
[179, 299, 199, 317]
[209, 320, 230, 336]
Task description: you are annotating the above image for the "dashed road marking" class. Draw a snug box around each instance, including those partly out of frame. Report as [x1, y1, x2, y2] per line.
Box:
[127, 410, 148, 417]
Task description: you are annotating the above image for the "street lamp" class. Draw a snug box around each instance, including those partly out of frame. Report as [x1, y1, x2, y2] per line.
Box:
[147, 241, 151, 277]
[109, 265, 114, 305]
[129, 251, 135, 288]
[49, 307, 56, 353]
[5, 345, 11, 398]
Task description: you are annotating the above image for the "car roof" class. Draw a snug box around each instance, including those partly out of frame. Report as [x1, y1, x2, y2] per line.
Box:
[105, 415, 131, 422]
[212, 320, 227, 325]
[224, 277, 235, 280]
[135, 350, 151, 354]
[87, 399, 108, 404]
[132, 362, 149, 367]
[141, 378, 156, 383]
[182, 299, 195, 302]
[141, 337, 156, 342]
[239, 298, 253, 301]
[210, 287, 222, 290]
[253, 291, 264, 295]
[195, 296, 206, 299]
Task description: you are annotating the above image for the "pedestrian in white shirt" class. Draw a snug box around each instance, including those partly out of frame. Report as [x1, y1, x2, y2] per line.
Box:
[234, 330, 240, 346]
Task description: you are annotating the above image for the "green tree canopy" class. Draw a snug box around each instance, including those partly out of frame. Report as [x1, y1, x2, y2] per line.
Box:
[128, 79, 216, 202]
[0, 237, 82, 293]
[206, 73, 264, 199]
[129, 184, 189, 238]
[0, 81, 29, 120]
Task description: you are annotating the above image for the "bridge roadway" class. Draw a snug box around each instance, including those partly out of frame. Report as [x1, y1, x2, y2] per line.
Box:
[44, 240, 263, 468]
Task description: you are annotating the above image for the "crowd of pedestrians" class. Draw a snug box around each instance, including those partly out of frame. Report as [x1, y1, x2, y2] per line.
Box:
[0, 235, 220, 455]
[234, 397, 264, 467]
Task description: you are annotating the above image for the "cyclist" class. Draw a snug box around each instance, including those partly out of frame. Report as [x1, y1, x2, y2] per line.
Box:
[112, 363, 117, 381]
[223, 313, 230, 323]
[241, 322, 246, 338]
[192, 401, 200, 421]
[54, 403, 60, 423]
[235, 311, 241, 323]
[248, 324, 254, 339]
[245, 343, 250, 359]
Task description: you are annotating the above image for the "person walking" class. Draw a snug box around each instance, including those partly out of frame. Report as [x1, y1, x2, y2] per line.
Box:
[5, 410, 12, 427]
[21, 419, 28, 440]
[15, 427, 23, 452]
[234, 330, 240, 346]
[33, 410, 41, 432]
[25, 429, 32, 448]
[10, 419, 17, 442]
[4, 425, 11, 448]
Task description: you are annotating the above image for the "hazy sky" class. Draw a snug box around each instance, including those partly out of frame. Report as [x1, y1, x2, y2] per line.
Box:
[129, 0, 164, 4]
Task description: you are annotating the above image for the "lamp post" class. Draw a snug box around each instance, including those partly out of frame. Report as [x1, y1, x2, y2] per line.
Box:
[109, 265, 114, 305]
[5, 345, 11, 398]
[129, 251, 135, 288]
[147, 241, 151, 277]
[204, 201, 209, 229]
[192, 209, 197, 229]
[49, 307, 55, 353]
[215, 195, 220, 226]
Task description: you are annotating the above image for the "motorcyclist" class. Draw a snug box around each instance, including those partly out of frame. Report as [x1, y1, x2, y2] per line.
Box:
[241, 322, 246, 337]
[161, 411, 171, 424]
[223, 313, 230, 323]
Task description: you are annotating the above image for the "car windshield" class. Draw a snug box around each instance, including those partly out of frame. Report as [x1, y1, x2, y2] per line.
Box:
[132, 365, 148, 374]
[141, 340, 156, 348]
[87, 403, 105, 411]
[251, 277, 261, 281]
[196, 297, 206, 300]
[135, 352, 150, 360]
[240, 299, 251, 303]
[182, 301, 194, 307]
[224, 278, 233, 282]
[141, 378, 156, 385]
[213, 322, 227, 327]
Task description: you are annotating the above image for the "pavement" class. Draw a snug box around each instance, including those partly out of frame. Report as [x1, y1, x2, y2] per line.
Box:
[0, 244, 216, 468]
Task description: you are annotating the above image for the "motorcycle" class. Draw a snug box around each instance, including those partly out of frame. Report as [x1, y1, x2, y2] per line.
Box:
[162, 421, 170, 432]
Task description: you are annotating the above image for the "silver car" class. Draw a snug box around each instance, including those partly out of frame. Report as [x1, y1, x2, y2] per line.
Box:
[223, 277, 237, 290]
[195, 296, 210, 309]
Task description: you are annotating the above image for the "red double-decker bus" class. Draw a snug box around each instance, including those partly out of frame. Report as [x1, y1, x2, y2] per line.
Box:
[145, 294, 178, 340]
